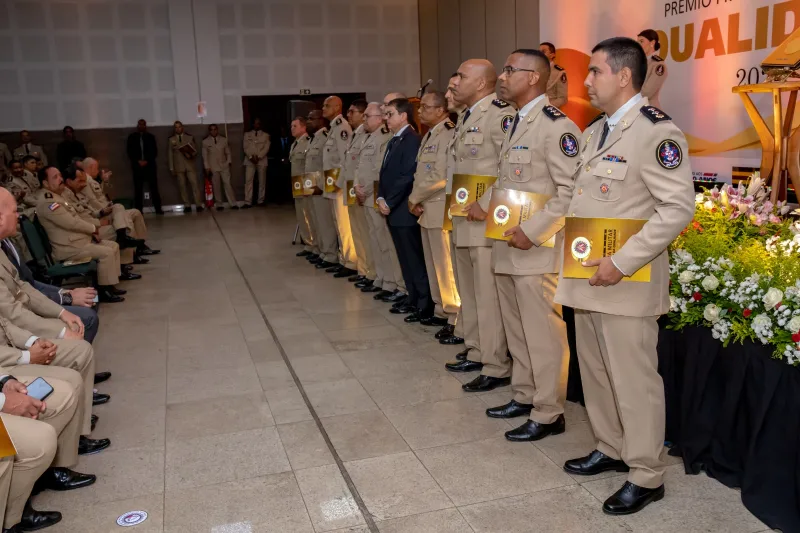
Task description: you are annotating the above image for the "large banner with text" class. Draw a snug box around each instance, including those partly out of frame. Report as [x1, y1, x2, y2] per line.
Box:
[540, 0, 800, 181]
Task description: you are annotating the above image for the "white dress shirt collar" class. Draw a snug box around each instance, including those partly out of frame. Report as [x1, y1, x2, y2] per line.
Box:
[606, 93, 643, 133]
[468, 93, 494, 115]
[517, 93, 547, 119]
[393, 124, 411, 138]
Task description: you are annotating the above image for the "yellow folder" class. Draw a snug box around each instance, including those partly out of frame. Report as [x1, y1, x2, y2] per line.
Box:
[562, 217, 651, 282]
[324, 168, 340, 193]
[446, 174, 497, 217]
[345, 180, 356, 206]
[484, 188, 554, 247]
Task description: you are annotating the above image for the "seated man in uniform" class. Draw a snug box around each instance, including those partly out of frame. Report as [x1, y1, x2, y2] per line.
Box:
[2, 161, 36, 217]
[19, 157, 39, 194]
[33, 167, 139, 303]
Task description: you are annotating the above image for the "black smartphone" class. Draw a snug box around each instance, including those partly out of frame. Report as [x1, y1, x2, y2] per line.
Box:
[26, 378, 54, 401]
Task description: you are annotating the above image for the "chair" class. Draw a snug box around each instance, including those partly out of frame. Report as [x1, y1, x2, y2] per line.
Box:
[18, 215, 98, 288]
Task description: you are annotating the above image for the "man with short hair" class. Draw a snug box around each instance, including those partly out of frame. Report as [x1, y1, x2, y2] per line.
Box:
[0, 143, 11, 181]
[3, 161, 35, 215]
[288, 117, 316, 257]
[342, 100, 374, 283]
[305, 110, 338, 269]
[126, 119, 163, 214]
[56, 126, 86, 171]
[540, 42, 568, 108]
[243, 118, 269, 208]
[13, 131, 47, 167]
[20, 157, 40, 193]
[202, 124, 236, 211]
[168, 121, 202, 212]
[557, 37, 694, 514]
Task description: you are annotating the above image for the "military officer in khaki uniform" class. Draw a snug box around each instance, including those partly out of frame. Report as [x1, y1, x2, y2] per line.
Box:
[289, 118, 317, 257]
[409, 91, 460, 337]
[168, 121, 202, 211]
[637, 30, 667, 109]
[443, 60, 511, 392]
[13, 131, 47, 167]
[476, 49, 580, 442]
[322, 96, 357, 277]
[553, 38, 693, 515]
[243, 118, 269, 207]
[21, 157, 41, 193]
[306, 111, 339, 268]
[3, 161, 36, 215]
[0, 143, 11, 180]
[540, 42, 568, 108]
[202, 125, 237, 210]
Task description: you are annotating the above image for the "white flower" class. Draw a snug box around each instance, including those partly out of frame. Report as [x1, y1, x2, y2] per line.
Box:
[701, 275, 719, 291]
[669, 295, 678, 312]
[763, 287, 784, 309]
[673, 249, 694, 265]
[787, 316, 800, 334]
[703, 304, 722, 323]
[678, 270, 696, 284]
[703, 200, 714, 211]
[695, 193, 705, 204]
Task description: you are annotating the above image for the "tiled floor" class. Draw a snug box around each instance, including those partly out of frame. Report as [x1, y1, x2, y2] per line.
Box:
[40, 206, 771, 532]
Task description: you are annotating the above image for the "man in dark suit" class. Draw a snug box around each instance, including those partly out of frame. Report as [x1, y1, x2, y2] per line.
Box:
[377, 98, 433, 322]
[125, 119, 163, 214]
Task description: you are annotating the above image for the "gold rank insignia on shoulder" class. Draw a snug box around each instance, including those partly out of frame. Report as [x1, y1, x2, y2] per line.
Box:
[542, 106, 565, 120]
[492, 99, 510, 108]
[444, 121, 455, 130]
[652, 54, 664, 62]
[554, 64, 564, 71]
[640, 106, 671, 123]
[586, 113, 605, 127]
[44, 192, 53, 199]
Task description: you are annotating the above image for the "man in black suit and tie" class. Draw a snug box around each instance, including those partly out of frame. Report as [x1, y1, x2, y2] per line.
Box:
[377, 98, 434, 322]
[126, 119, 163, 214]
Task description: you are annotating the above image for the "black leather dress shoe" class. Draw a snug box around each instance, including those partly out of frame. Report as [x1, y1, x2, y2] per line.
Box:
[439, 335, 465, 345]
[382, 290, 406, 303]
[231, 205, 240, 210]
[404, 313, 421, 323]
[363, 285, 382, 293]
[216, 206, 224, 211]
[454, 348, 470, 360]
[132, 255, 149, 264]
[485, 400, 533, 419]
[306, 254, 320, 262]
[435, 324, 454, 339]
[355, 280, 371, 288]
[241, 203, 252, 209]
[563, 450, 630, 476]
[603, 482, 664, 515]
[389, 304, 415, 315]
[36, 468, 96, 492]
[296, 250, 311, 257]
[121, 264, 133, 273]
[19, 499, 61, 531]
[92, 392, 110, 406]
[420, 316, 448, 327]
[109, 286, 127, 295]
[505, 415, 565, 442]
[316, 261, 337, 269]
[445, 359, 483, 373]
[196, 206, 204, 212]
[326, 264, 342, 273]
[119, 272, 141, 281]
[91, 414, 98, 432]
[98, 289, 124, 303]
[462, 375, 511, 392]
[390, 296, 408, 308]
[348, 274, 364, 282]
[79, 436, 111, 456]
[373, 290, 393, 299]
[94, 372, 111, 384]
[334, 268, 357, 278]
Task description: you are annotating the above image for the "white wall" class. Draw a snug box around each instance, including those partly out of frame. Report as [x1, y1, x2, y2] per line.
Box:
[0, 0, 421, 132]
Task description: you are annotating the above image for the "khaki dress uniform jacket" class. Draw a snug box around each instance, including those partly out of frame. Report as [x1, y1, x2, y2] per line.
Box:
[546, 64, 568, 108]
[243, 130, 269, 205]
[323, 115, 356, 269]
[203, 135, 236, 208]
[290, 134, 316, 254]
[168, 133, 201, 206]
[340, 126, 374, 278]
[641, 55, 667, 109]
[307, 128, 339, 263]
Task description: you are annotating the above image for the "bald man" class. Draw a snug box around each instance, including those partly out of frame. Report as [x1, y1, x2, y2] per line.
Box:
[322, 96, 357, 277]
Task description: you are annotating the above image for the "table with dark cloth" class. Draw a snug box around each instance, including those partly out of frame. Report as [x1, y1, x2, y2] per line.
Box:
[564, 308, 800, 532]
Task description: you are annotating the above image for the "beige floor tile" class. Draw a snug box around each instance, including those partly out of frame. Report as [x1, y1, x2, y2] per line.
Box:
[459, 484, 630, 532]
[167, 343, 255, 373]
[256, 360, 298, 390]
[164, 473, 314, 533]
[167, 365, 262, 404]
[166, 392, 274, 441]
[39, 493, 164, 533]
[581, 465, 768, 532]
[344, 452, 453, 520]
[358, 372, 468, 409]
[321, 410, 410, 461]
[165, 427, 290, 490]
[376, 508, 473, 533]
[97, 403, 165, 451]
[167, 323, 246, 351]
[311, 309, 390, 331]
[383, 398, 509, 450]
[99, 346, 167, 381]
[92, 374, 166, 410]
[279, 332, 339, 359]
[290, 354, 355, 384]
[304, 378, 379, 418]
[269, 315, 323, 338]
[339, 348, 443, 380]
[247, 336, 284, 363]
[326, 325, 407, 344]
[278, 420, 335, 470]
[295, 464, 366, 532]
[265, 385, 314, 424]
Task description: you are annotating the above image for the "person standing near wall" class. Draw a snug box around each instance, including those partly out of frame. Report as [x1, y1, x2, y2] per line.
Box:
[168, 121, 202, 213]
[125, 120, 163, 215]
[540, 42, 568, 109]
[242, 118, 269, 208]
[202, 124, 236, 211]
[637, 29, 668, 109]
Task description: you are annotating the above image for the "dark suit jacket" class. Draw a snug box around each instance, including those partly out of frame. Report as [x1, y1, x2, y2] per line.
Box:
[378, 126, 421, 227]
[126, 131, 158, 168]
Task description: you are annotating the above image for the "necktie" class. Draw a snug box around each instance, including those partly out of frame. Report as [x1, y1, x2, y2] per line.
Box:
[179, 134, 182, 143]
[422, 131, 431, 146]
[383, 137, 398, 168]
[214, 137, 217, 144]
[509, 113, 520, 138]
[462, 109, 471, 125]
[25, 144, 29, 154]
[597, 122, 610, 150]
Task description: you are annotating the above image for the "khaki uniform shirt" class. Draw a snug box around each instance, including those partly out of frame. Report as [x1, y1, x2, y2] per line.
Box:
[289, 133, 312, 177]
[448, 92, 513, 247]
[168, 133, 197, 173]
[337, 124, 366, 190]
[483, 96, 581, 276]
[641, 55, 667, 109]
[13, 144, 47, 166]
[34, 189, 97, 257]
[409, 119, 456, 229]
[202, 136, 231, 172]
[552, 98, 694, 317]
[0, 252, 64, 338]
[546, 64, 568, 108]
[4, 177, 37, 209]
[61, 187, 101, 227]
[354, 127, 392, 199]
[82, 176, 110, 213]
[323, 115, 354, 199]
[22, 171, 39, 192]
[305, 128, 328, 189]
[243, 130, 270, 167]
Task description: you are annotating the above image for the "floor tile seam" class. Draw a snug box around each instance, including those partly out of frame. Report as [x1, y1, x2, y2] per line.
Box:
[209, 213, 380, 533]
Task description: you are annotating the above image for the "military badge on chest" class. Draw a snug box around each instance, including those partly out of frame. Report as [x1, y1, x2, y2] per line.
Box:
[657, 140, 682, 169]
[560, 133, 579, 157]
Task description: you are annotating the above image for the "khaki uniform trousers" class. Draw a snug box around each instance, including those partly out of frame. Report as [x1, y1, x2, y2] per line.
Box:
[125, 208, 147, 240]
[212, 170, 237, 208]
[364, 207, 405, 293]
[329, 193, 356, 270]
[96, 226, 133, 266]
[295, 198, 315, 253]
[311, 195, 338, 263]
[175, 169, 201, 206]
[57, 240, 120, 286]
[348, 204, 374, 279]
[421, 228, 459, 324]
[244, 165, 267, 205]
[496, 273, 569, 424]
[574, 310, 666, 488]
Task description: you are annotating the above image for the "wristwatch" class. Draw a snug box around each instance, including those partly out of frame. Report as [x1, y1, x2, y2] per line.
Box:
[0, 375, 17, 391]
[62, 292, 73, 306]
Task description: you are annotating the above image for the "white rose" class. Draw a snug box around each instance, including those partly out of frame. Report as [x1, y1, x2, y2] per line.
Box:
[695, 193, 705, 204]
[669, 295, 678, 312]
[703, 304, 722, 323]
[763, 287, 784, 309]
[787, 315, 800, 334]
[701, 275, 719, 291]
[678, 270, 696, 284]
[703, 200, 715, 211]
[752, 313, 771, 331]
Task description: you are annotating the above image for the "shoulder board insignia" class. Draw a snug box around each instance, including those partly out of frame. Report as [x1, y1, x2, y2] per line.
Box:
[542, 105, 565, 120]
[48, 202, 60, 211]
[586, 113, 606, 127]
[381, 126, 390, 134]
[652, 54, 664, 62]
[322, 130, 328, 137]
[640, 106, 671, 123]
[444, 121, 455, 130]
[44, 192, 53, 199]
[334, 117, 342, 126]
[492, 99, 510, 108]
[554, 64, 564, 71]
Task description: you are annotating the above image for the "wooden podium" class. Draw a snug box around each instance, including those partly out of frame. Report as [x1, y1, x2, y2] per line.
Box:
[733, 81, 800, 202]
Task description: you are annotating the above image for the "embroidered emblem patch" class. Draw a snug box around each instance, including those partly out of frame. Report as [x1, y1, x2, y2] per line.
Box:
[340, 130, 348, 140]
[470, 147, 478, 156]
[304, 179, 313, 189]
[657, 139, 682, 169]
[514, 168, 522, 176]
[294, 182, 301, 190]
[560, 133, 579, 157]
[600, 183, 609, 194]
[48, 203, 60, 211]
[501, 115, 514, 133]
[326, 176, 335, 186]
[656, 64, 665, 76]
[349, 187, 356, 198]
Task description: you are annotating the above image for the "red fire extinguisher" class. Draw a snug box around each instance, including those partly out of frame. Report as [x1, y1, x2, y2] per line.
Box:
[205, 173, 214, 209]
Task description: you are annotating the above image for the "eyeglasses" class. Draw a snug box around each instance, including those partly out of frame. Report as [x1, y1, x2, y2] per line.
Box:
[419, 104, 443, 111]
[501, 66, 537, 76]
[384, 111, 397, 119]
[364, 114, 383, 118]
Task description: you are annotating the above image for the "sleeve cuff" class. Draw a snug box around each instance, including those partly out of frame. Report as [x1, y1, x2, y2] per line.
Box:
[24, 336, 38, 348]
[610, 256, 629, 277]
[18, 351, 30, 364]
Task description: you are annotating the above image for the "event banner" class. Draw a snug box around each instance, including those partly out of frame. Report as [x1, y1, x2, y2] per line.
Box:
[540, 0, 800, 181]
[345, 180, 356, 206]
[324, 169, 340, 194]
[447, 174, 497, 217]
[484, 188, 555, 247]
[291, 175, 304, 198]
[302, 173, 319, 196]
[563, 217, 651, 282]
[443, 194, 453, 231]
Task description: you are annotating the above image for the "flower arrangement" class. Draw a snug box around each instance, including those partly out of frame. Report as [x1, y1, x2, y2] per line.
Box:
[668, 173, 800, 365]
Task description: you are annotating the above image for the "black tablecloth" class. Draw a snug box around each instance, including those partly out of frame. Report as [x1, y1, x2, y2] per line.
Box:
[564, 310, 800, 531]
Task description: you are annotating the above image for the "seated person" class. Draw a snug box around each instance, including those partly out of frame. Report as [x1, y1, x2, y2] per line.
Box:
[19, 157, 39, 194]
[1, 162, 36, 217]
